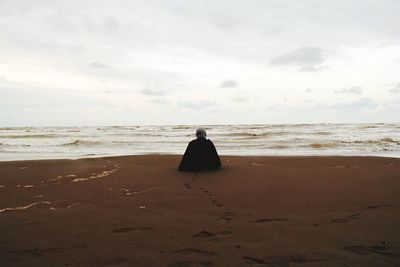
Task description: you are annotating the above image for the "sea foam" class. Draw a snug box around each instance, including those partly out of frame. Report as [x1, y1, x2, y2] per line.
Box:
[0, 123, 399, 160]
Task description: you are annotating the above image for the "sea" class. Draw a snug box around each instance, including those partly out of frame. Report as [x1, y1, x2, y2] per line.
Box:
[0, 123, 399, 161]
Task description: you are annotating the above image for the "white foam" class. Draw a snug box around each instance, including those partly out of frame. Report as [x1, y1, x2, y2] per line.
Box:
[0, 201, 51, 213]
[1, 124, 400, 160]
[72, 166, 119, 183]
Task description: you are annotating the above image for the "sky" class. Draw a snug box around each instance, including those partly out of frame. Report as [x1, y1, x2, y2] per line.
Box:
[1, 0, 400, 126]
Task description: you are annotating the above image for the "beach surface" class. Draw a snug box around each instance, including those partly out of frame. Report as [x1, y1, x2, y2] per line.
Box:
[0, 155, 399, 266]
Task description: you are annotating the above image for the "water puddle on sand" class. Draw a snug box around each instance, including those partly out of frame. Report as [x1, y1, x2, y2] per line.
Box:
[123, 185, 171, 196]
[0, 201, 81, 214]
[41, 163, 122, 183]
[0, 201, 51, 213]
[44, 162, 120, 184]
[124, 187, 153, 196]
[47, 175, 63, 182]
[72, 166, 119, 182]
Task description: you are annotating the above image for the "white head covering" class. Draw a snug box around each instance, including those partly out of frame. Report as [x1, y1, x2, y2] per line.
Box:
[196, 127, 206, 138]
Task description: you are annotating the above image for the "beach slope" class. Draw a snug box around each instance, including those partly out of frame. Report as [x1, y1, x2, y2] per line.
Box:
[0, 155, 399, 266]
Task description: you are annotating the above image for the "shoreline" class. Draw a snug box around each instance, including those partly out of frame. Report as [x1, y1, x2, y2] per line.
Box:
[1, 155, 399, 266]
[1, 153, 400, 163]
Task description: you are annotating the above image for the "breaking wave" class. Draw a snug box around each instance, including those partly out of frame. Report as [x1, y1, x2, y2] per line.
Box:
[0, 134, 60, 139]
[224, 132, 289, 137]
[344, 138, 400, 145]
[62, 139, 104, 146]
[1, 124, 399, 160]
[307, 143, 338, 148]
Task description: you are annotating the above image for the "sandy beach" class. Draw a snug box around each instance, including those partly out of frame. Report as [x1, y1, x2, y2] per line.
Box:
[0, 155, 399, 266]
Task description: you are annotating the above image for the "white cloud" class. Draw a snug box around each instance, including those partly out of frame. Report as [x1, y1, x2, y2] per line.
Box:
[328, 97, 376, 111]
[231, 95, 248, 103]
[270, 46, 330, 71]
[178, 100, 218, 110]
[1, 1, 400, 125]
[219, 79, 238, 88]
[334, 86, 363, 95]
[389, 83, 400, 93]
[140, 88, 168, 96]
[90, 62, 109, 69]
[151, 97, 170, 104]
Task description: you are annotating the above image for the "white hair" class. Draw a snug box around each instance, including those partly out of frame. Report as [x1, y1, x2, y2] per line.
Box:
[196, 127, 206, 138]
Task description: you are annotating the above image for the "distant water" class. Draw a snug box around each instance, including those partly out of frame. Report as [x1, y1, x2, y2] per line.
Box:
[1, 123, 400, 161]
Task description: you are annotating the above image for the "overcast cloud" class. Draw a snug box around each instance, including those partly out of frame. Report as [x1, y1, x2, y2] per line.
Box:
[0, 0, 399, 125]
[334, 86, 363, 95]
[389, 83, 400, 94]
[270, 46, 329, 71]
[219, 79, 238, 88]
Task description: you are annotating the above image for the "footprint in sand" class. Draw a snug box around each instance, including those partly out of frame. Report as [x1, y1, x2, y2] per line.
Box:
[221, 211, 234, 222]
[168, 261, 213, 267]
[330, 213, 360, 224]
[193, 230, 231, 243]
[253, 218, 288, 223]
[200, 189, 224, 208]
[113, 227, 152, 233]
[344, 244, 400, 258]
[263, 255, 308, 265]
[74, 257, 129, 266]
[184, 175, 197, 189]
[243, 255, 330, 265]
[366, 204, 393, 210]
[203, 190, 213, 196]
[193, 231, 216, 238]
[209, 199, 223, 207]
[243, 256, 266, 265]
[174, 249, 217, 257]
[184, 181, 192, 189]
[200, 188, 235, 223]
[9, 247, 64, 257]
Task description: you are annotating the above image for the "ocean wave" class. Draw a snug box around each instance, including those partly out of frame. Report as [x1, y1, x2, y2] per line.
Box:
[62, 139, 104, 146]
[268, 145, 290, 149]
[360, 125, 379, 129]
[97, 126, 140, 131]
[303, 138, 400, 149]
[224, 130, 336, 138]
[306, 143, 338, 148]
[343, 138, 400, 145]
[224, 132, 261, 137]
[314, 131, 332, 135]
[224, 132, 287, 137]
[0, 134, 60, 139]
[172, 126, 192, 130]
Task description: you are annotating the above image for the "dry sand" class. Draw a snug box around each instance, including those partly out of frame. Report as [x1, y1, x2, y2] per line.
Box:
[0, 155, 399, 266]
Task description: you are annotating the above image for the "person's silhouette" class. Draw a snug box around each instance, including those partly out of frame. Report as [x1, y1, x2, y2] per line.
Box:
[178, 128, 221, 172]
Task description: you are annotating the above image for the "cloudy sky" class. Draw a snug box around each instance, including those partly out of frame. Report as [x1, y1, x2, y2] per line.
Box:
[1, 0, 400, 126]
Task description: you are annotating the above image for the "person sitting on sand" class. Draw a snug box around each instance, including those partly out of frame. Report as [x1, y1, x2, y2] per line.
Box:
[178, 128, 221, 172]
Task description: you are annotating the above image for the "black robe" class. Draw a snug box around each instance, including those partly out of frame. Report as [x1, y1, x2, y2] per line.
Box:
[178, 137, 221, 172]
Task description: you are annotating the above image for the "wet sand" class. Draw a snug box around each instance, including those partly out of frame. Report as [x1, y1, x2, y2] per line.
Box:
[0, 155, 399, 266]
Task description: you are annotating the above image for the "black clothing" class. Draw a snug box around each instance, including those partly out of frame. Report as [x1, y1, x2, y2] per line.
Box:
[178, 137, 221, 172]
